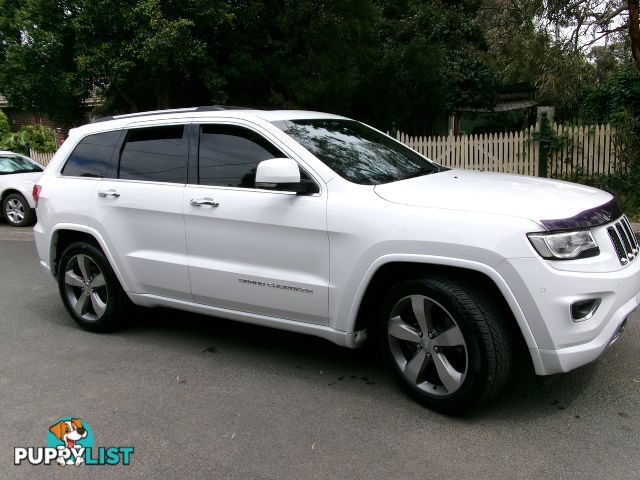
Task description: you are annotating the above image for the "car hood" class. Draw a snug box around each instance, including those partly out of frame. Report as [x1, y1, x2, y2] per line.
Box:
[374, 169, 615, 229]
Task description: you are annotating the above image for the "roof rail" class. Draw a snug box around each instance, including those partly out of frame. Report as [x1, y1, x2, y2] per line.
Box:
[93, 105, 254, 123]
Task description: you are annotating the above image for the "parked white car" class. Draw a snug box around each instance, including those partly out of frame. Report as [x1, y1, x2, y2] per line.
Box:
[0, 151, 43, 227]
[32, 107, 640, 413]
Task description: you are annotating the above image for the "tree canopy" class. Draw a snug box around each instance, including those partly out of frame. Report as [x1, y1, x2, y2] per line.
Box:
[0, 0, 497, 131]
[479, 0, 640, 122]
[0, 0, 638, 130]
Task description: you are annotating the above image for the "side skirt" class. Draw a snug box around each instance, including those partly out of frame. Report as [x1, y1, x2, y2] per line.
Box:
[128, 292, 368, 348]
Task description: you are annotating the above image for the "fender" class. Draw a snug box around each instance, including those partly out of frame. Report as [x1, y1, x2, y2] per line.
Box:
[49, 223, 132, 292]
[346, 253, 544, 372]
[1, 184, 37, 209]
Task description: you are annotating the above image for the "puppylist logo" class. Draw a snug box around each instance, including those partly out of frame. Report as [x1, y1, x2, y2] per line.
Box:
[14, 417, 134, 467]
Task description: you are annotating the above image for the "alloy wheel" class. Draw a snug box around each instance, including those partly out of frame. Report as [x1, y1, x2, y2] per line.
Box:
[5, 198, 25, 224]
[387, 294, 468, 396]
[63, 254, 109, 322]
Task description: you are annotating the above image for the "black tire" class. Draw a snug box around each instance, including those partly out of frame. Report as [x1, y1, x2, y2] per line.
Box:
[379, 276, 512, 414]
[2, 192, 35, 227]
[57, 241, 129, 332]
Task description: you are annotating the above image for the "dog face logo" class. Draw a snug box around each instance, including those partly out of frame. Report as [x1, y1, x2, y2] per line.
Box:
[49, 419, 87, 449]
[48, 418, 89, 466]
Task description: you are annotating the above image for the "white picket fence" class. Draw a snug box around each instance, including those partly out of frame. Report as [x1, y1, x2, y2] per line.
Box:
[546, 124, 616, 177]
[397, 124, 618, 177]
[29, 149, 54, 166]
[29, 124, 618, 178]
[397, 129, 539, 176]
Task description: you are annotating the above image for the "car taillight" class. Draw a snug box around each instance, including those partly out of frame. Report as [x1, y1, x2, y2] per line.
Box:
[32, 184, 42, 206]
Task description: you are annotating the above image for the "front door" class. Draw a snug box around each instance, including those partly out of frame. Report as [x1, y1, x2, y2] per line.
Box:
[183, 123, 329, 325]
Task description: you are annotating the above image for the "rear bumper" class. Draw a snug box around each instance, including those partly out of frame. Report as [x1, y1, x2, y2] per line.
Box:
[33, 222, 52, 275]
[497, 256, 640, 375]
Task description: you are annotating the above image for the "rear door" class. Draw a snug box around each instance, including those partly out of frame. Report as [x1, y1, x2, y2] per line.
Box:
[90, 122, 192, 301]
[183, 122, 329, 325]
[49, 130, 122, 240]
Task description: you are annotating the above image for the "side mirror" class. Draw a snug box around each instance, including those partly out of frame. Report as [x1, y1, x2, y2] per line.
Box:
[255, 158, 317, 195]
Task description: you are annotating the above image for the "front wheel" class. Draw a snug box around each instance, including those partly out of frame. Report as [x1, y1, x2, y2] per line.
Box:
[3, 193, 34, 227]
[57, 241, 129, 332]
[380, 277, 512, 414]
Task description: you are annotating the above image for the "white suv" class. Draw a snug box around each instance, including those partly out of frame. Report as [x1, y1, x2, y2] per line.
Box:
[33, 107, 640, 413]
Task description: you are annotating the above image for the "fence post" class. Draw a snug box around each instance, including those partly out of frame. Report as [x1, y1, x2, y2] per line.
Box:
[536, 113, 552, 178]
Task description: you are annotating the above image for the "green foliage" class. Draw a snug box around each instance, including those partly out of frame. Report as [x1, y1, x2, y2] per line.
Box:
[568, 67, 640, 217]
[74, 0, 234, 113]
[0, 109, 9, 136]
[556, 171, 640, 219]
[0, 108, 55, 153]
[0, 0, 87, 123]
[531, 113, 572, 177]
[480, 0, 598, 123]
[0, 124, 57, 153]
[583, 67, 640, 126]
[0, 0, 497, 132]
[582, 66, 640, 172]
[355, 0, 498, 130]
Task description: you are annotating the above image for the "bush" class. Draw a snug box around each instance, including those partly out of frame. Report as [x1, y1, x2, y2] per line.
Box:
[0, 110, 9, 136]
[559, 171, 640, 219]
[577, 66, 640, 218]
[0, 124, 57, 153]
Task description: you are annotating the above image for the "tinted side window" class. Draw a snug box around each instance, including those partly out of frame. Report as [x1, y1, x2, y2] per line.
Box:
[119, 126, 188, 183]
[62, 131, 120, 178]
[198, 125, 284, 188]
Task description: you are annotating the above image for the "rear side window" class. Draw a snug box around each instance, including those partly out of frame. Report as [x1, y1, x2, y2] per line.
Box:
[119, 125, 188, 183]
[198, 125, 284, 188]
[61, 131, 120, 177]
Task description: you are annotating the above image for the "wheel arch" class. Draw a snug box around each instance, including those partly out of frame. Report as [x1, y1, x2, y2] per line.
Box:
[2, 188, 31, 205]
[50, 225, 130, 292]
[1, 188, 19, 202]
[348, 255, 541, 369]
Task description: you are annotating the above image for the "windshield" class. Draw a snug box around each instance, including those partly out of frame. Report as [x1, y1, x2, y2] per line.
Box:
[0, 155, 43, 175]
[272, 119, 443, 185]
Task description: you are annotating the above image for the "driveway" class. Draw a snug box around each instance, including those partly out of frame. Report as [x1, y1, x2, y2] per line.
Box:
[0, 223, 638, 479]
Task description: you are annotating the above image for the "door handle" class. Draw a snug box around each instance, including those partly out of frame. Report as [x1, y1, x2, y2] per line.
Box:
[98, 189, 120, 198]
[190, 197, 219, 207]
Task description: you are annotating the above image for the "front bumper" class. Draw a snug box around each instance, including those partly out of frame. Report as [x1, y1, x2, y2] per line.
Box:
[497, 256, 640, 375]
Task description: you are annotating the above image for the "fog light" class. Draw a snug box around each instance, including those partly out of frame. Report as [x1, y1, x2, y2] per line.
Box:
[571, 298, 601, 321]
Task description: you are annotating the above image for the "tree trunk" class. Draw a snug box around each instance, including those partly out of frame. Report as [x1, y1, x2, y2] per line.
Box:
[630, 0, 640, 71]
[155, 85, 171, 110]
[114, 84, 138, 112]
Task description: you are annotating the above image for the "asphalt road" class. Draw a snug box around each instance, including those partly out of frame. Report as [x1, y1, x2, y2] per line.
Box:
[0, 223, 639, 480]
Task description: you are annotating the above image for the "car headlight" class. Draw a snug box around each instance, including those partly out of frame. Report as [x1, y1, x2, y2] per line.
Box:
[527, 230, 599, 260]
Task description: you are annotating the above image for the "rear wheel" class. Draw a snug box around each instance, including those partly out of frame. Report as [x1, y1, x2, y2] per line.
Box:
[57, 241, 129, 332]
[3, 193, 34, 227]
[380, 277, 512, 414]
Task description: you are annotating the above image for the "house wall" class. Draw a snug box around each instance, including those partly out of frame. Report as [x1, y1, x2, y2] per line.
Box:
[2, 108, 71, 140]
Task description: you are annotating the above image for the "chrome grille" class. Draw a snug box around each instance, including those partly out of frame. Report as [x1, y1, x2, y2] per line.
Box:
[607, 215, 639, 265]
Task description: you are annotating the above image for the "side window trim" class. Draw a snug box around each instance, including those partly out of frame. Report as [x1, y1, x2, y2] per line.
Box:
[197, 123, 284, 189]
[187, 123, 199, 185]
[115, 124, 190, 184]
[60, 129, 124, 179]
[192, 122, 322, 194]
[104, 129, 127, 180]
